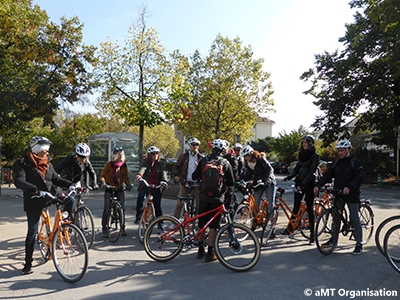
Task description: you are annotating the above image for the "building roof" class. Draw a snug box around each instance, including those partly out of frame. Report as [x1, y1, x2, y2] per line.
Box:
[87, 132, 139, 142]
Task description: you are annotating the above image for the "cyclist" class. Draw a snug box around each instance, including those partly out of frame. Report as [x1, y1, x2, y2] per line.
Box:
[192, 139, 235, 262]
[135, 146, 168, 223]
[313, 140, 365, 255]
[55, 143, 98, 189]
[13, 136, 75, 275]
[172, 138, 204, 219]
[99, 147, 131, 237]
[241, 145, 276, 231]
[232, 143, 245, 180]
[283, 135, 319, 244]
[222, 140, 239, 181]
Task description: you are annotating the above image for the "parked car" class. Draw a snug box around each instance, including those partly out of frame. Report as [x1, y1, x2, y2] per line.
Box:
[270, 162, 289, 174]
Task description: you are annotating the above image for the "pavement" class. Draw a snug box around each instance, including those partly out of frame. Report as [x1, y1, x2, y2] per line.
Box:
[0, 175, 399, 300]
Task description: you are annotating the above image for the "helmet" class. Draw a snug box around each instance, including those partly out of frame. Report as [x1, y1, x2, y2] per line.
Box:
[233, 143, 242, 149]
[113, 147, 123, 154]
[147, 146, 160, 154]
[75, 143, 91, 157]
[222, 140, 230, 150]
[30, 136, 51, 149]
[211, 139, 225, 151]
[241, 145, 254, 156]
[335, 140, 352, 149]
[188, 138, 200, 145]
[301, 135, 314, 147]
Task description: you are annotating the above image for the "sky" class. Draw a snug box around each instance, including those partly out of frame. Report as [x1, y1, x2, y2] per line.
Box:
[33, 0, 356, 136]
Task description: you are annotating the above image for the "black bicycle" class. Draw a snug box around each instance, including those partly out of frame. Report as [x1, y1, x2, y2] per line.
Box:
[315, 190, 374, 255]
[73, 183, 95, 249]
[105, 185, 125, 243]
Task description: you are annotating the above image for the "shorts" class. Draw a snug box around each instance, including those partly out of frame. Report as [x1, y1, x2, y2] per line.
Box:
[198, 200, 221, 229]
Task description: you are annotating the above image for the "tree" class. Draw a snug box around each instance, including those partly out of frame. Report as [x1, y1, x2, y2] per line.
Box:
[301, 0, 400, 149]
[0, 0, 97, 136]
[170, 35, 274, 148]
[95, 6, 173, 164]
[141, 124, 180, 158]
[270, 127, 309, 163]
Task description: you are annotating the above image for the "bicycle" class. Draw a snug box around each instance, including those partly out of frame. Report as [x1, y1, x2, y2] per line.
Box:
[137, 178, 166, 243]
[143, 199, 261, 272]
[314, 183, 334, 217]
[383, 223, 400, 274]
[374, 214, 400, 257]
[105, 185, 125, 243]
[35, 190, 89, 283]
[315, 190, 374, 255]
[73, 182, 95, 249]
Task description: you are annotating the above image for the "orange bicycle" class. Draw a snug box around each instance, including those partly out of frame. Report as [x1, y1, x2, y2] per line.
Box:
[314, 183, 334, 217]
[35, 190, 89, 283]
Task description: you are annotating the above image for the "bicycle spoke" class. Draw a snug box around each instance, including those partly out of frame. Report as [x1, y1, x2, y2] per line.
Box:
[384, 225, 400, 274]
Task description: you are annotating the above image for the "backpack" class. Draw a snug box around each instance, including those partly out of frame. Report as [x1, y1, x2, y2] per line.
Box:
[200, 156, 225, 197]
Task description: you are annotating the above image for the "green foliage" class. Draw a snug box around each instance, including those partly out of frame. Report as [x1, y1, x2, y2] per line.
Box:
[355, 148, 395, 181]
[301, 0, 400, 148]
[170, 35, 274, 147]
[269, 127, 309, 163]
[140, 124, 180, 158]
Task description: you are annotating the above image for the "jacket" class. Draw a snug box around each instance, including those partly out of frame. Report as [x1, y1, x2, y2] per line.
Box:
[137, 159, 168, 190]
[172, 150, 204, 181]
[286, 149, 319, 189]
[316, 153, 364, 203]
[100, 161, 130, 188]
[55, 154, 97, 185]
[13, 154, 72, 212]
[243, 157, 276, 186]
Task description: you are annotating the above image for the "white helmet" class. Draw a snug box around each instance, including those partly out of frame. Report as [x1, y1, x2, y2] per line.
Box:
[233, 143, 242, 149]
[75, 143, 91, 157]
[211, 139, 225, 151]
[241, 145, 254, 156]
[30, 136, 51, 148]
[335, 140, 352, 149]
[147, 146, 160, 154]
[188, 138, 200, 145]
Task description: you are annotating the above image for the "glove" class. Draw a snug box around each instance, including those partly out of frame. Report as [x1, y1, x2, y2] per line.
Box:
[93, 184, 99, 190]
[68, 185, 76, 191]
[99, 181, 105, 189]
[126, 184, 132, 191]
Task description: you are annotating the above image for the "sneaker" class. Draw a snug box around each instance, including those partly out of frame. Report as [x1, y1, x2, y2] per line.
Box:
[281, 228, 290, 236]
[322, 238, 335, 248]
[102, 229, 108, 238]
[22, 265, 33, 275]
[270, 229, 276, 239]
[205, 251, 217, 262]
[197, 246, 205, 259]
[352, 244, 363, 255]
[121, 229, 127, 236]
[134, 218, 140, 224]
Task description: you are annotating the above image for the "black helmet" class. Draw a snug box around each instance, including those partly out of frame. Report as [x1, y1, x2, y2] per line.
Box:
[301, 135, 314, 147]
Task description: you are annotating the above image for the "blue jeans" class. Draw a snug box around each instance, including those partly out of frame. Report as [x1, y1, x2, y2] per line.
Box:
[25, 210, 42, 267]
[136, 187, 163, 219]
[333, 201, 362, 244]
[253, 184, 276, 216]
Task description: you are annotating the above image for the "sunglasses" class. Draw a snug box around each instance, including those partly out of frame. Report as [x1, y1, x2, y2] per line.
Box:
[151, 152, 159, 155]
[191, 143, 199, 146]
[113, 147, 123, 153]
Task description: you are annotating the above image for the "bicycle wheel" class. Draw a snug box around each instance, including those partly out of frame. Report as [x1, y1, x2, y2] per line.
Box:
[143, 216, 184, 262]
[384, 224, 400, 274]
[138, 203, 155, 244]
[375, 215, 400, 256]
[74, 206, 95, 249]
[233, 203, 254, 229]
[259, 208, 277, 246]
[107, 203, 124, 243]
[299, 210, 311, 240]
[52, 223, 88, 283]
[214, 223, 261, 272]
[315, 209, 336, 255]
[359, 203, 374, 245]
[37, 219, 50, 262]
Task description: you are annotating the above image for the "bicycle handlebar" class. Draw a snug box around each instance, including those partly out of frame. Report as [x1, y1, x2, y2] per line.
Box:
[31, 189, 75, 206]
[137, 178, 167, 190]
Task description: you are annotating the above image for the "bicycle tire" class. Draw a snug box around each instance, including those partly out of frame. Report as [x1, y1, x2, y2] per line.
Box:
[384, 224, 400, 274]
[138, 203, 155, 244]
[74, 206, 95, 249]
[37, 218, 50, 262]
[214, 223, 260, 272]
[359, 203, 374, 245]
[107, 203, 124, 243]
[375, 215, 400, 257]
[299, 210, 311, 240]
[233, 203, 254, 230]
[143, 215, 184, 262]
[259, 208, 277, 246]
[315, 208, 336, 255]
[52, 223, 88, 283]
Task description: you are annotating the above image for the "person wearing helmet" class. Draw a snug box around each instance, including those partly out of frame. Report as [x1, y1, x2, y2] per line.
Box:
[100, 147, 132, 237]
[55, 143, 98, 189]
[172, 138, 204, 219]
[283, 135, 319, 244]
[192, 139, 234, 262]
[232, 142, 245, 180]
[135, 146, 168, 223]
[13, 136, 75, 275]
[221, 140, 239, 181]
[314, 140, 365, 254]
[241, 145, 276, 232]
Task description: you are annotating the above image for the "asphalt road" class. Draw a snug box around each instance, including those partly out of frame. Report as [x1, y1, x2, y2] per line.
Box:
[0, 175, 399, 300]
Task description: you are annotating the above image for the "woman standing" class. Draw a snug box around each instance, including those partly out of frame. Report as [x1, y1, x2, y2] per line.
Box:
[135, 146, 168, 222]
[283, 135, 319, 244]
[100, 147, 131, 237]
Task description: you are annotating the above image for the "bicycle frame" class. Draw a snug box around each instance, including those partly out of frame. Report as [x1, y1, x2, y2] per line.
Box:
[242, 194, 268, 225]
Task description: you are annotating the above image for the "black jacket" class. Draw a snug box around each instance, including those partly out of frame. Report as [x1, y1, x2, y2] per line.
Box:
[55, 154, 97, 185]
[286, 148, 319, 189]
[243, 157, 275, 186]
[316, 153, 364, 203]
[13, 154, 72, 212]
[137, 159, 168, 190]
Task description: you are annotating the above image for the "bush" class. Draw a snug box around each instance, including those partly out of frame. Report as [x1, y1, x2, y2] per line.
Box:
[355, 148, 395, 181]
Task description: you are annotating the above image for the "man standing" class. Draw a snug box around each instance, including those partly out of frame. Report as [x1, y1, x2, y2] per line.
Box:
[314, 140, 365, 254]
